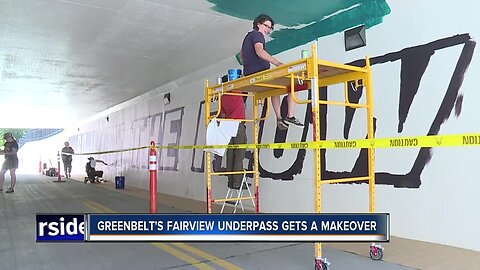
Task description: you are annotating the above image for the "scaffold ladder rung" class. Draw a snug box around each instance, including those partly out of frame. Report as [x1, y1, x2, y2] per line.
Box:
[220, 173, 255, 213]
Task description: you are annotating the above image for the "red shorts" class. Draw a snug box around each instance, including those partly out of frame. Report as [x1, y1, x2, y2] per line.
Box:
[287, 82, 309, 92]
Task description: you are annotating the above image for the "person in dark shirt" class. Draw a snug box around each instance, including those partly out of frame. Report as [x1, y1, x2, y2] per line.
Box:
[61, 141, 74, 178]
[241, 14, 305, 130]
[221, 93, 246, 189]
[0, 132, 19, 193]
[85, 157, 108, 183]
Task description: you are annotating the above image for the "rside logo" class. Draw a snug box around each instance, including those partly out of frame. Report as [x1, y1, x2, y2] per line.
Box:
[36, 214, 85, 242]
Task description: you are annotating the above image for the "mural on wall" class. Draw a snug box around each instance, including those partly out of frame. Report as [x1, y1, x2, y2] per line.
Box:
[208, 0, 391, 62]
[72, 2, 476, 190]
[190, 34, 475, 188]
[341, 34, 475, 188]
[73, 106, 185, 172]
[202, 0, 475, 187]
[158, 107, 185, 171]
[267, 34, 475, 187]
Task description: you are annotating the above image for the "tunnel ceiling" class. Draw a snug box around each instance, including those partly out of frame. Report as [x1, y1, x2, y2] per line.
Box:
[0, 0, 250, 128]
[0, 0, 390, 128]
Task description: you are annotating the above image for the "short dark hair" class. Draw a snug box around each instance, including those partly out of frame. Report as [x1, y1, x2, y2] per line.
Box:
[253, 14, 274, 30]
[3, 132, 12, 140]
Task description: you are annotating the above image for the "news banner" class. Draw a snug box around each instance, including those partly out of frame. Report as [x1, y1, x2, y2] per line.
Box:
[36, 213, 389, 242]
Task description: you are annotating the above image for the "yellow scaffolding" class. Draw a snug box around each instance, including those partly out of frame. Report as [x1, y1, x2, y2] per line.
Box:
[204, 42, 378, 269]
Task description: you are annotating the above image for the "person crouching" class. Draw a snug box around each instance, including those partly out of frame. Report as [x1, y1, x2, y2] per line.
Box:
[85, 157, 108, 183]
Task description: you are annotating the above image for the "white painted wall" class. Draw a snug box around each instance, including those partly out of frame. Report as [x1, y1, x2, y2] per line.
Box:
[26, 0, 479, 251]
[313, 0, 480, 251]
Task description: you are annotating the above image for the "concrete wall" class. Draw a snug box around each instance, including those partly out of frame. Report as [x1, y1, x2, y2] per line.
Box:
[49, 0, 479, 251]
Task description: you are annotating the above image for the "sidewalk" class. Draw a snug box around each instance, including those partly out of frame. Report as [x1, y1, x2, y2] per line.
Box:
[73, 175, 480, 270]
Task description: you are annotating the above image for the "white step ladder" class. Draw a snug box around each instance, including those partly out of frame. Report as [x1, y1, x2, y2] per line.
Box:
[221, 171, 255, 213]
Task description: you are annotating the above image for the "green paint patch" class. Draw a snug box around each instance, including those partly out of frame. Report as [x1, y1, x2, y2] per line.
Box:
[208, 0, 390, 56]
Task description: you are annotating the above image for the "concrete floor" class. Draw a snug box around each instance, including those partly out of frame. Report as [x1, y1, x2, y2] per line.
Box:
[0, 173, 416, 270]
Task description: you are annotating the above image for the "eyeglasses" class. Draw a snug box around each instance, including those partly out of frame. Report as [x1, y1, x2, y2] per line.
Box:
[262, 23, 273, 31]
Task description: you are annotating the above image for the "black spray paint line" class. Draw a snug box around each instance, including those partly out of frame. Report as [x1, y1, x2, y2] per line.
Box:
[191, 101, 206, 173]
[330, 34, 476, 188]
[348, 33, 473, 134]
[256, 88, 326, 180]
[158, 107, 185, 171]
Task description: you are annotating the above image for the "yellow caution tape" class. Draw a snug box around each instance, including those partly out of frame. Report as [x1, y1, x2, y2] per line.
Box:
[75, 134, 480, 156]
[76, 146, 150, 156]
[153, 133, 480, 150]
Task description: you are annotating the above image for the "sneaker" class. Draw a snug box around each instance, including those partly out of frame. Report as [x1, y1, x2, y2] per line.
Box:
[5, 187, 14, 193]
[0, 188, 3, 192]
[283, 116, 304, 127]
[277, 119, 289, 130]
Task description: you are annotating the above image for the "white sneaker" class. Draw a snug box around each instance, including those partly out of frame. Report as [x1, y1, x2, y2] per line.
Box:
[283, 116, 304, 127]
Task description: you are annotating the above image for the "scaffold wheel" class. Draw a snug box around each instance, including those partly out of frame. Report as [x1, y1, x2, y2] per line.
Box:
[314, 258, 329, 270]
[369, 244, 384, 261]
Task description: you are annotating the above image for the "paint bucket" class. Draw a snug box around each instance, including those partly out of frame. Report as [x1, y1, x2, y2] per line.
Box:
[301, 49, 309, 59]
[115, 176, 125, 189]
[228, 69, 242, 81]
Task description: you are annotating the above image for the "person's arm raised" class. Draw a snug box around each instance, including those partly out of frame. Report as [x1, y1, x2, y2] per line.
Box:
[97, 159, 108, 165]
